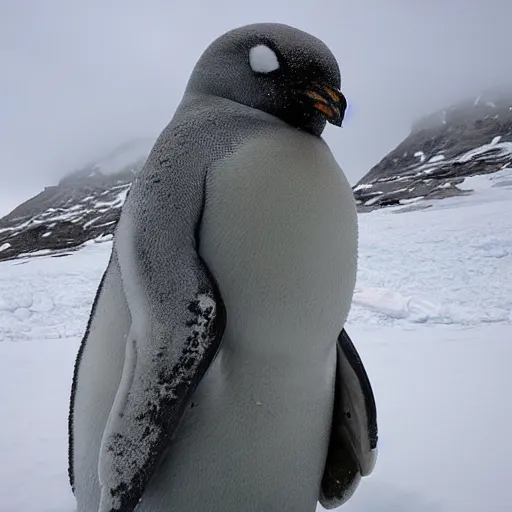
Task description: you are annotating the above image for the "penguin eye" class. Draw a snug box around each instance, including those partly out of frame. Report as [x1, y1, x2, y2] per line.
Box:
[249, 44, 280, 74]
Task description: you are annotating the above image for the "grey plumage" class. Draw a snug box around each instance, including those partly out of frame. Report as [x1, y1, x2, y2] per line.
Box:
[68, 22, 377, 512]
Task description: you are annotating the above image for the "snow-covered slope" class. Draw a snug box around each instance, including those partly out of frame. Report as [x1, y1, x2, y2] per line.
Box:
[3, 91, 512, 261]
[355, 89, 512, 210]
[3, 89, 512, 260]
[2, 167, 511, 342]
[0, 138, 152, 261]
[0, 170, 511, 511]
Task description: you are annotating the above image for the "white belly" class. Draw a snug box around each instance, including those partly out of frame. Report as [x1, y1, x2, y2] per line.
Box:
[200, 127, 358, 358]
[138, 127, 358, 512]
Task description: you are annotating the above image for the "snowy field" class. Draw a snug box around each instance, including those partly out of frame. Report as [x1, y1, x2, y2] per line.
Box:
[0, 169, 511, 512]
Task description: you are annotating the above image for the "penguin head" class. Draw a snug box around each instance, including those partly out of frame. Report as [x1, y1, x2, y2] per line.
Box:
[186, 23, 347, 137]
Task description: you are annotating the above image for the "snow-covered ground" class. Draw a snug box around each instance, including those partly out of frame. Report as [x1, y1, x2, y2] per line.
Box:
[0, 171, 511, 512]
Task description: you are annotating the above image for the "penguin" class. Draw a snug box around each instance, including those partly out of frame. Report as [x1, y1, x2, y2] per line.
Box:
[68, 22, 377, 512]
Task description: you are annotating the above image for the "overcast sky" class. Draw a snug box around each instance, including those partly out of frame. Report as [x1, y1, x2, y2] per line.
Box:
[1, 0, 511, 216]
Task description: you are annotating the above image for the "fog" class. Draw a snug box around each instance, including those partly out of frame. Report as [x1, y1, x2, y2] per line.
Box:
[1, 0, 511, 215]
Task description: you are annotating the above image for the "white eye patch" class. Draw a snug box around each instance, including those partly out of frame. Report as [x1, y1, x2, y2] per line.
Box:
[249, 44, 280, 73]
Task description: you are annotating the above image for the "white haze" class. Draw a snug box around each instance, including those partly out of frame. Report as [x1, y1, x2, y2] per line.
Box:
[1, 0, 512, 215]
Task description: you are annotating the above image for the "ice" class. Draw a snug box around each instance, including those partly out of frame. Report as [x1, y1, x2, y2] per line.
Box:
[83, 216, 102, 228]
[363, 192, 384, 206]
[0, 170, 511, 511]
[353, 183, 373, 192]
[0, 338, 77, 511]
[413, 150, 426, 163]
[0, 243, 109, 341]
[116, 187, 130, 203]
[333, 324, 512, 512]
[428, 154, 445, 163]
[456, 141, 512, 163]
[93, 196, 125, 208]
[17, 249, 53, 259]
[350, 175, 512, 327]
[0, 218, 32, 235]
[94, 233, 114, 242]
[353, 287, 448, 323]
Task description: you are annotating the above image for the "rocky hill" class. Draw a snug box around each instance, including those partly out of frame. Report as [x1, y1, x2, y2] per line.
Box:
[0, 138, 153, 261]
[353, 89, 512, 210]
[1, 90, 512, 261]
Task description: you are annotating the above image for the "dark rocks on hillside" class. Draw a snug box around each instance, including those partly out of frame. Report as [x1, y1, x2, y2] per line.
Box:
[0, 180, 130, 261]
[0, 139, 152, 261]
[2, 92, 512, 261]
[354, 89, 512, 211]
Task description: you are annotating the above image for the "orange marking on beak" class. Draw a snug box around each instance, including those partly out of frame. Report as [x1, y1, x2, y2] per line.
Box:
[306, 90, 328, 103]
[324, 87, 340, 103]
[314, 102, 333, 118]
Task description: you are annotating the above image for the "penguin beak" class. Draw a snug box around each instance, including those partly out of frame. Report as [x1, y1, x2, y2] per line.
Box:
[304, 84, 347, 127]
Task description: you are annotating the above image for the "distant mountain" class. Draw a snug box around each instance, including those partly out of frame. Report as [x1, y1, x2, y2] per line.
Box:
[0, 138, 153, 261]
[354, 88, 512, 210]
[2, 89, 512, 261]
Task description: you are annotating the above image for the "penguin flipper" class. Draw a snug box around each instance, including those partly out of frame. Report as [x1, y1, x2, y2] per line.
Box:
[95, 160, 226, 512]
[319, 328, 378, 509]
